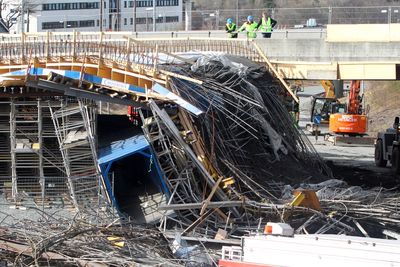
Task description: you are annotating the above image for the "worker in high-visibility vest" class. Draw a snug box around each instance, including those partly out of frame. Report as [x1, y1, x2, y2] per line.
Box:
[238, 15, 258, 39]
[225, 18, 238, 38]
[257, 11, 277, 38]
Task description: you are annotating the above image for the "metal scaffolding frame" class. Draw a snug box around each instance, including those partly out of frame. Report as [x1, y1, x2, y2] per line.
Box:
[49, 99, 109, 212]
[0, 97, 112, 215]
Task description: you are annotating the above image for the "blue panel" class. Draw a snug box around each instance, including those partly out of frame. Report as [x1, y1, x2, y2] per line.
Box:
[98, 134, 169, 209]
[1, 68, 146, 94]
[152, 83, 204, 116]
[98, 134, 150, 165]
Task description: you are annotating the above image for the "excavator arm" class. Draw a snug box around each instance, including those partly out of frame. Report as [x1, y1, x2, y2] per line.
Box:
[320, 80, 336, 98]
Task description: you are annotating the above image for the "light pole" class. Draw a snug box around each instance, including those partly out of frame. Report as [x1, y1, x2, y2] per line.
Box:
[146, 7, 153, 32]
[20, 0, 25, 33]
[100, 0, 103, 31]
[133, 0, 137, 32]
[152, 0, 156, 31]
[145, 7, 151, 31]
[185, 0, 192, 31]
[236, 0, 239, 24]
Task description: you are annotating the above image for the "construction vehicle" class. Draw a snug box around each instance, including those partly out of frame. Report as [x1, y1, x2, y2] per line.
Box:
[307, 80, 368, 137]
[374, 116, 400, 174]
[329, 80, 367, 136]
[219, 222, 400, 267]
[306, 80, 342, 135]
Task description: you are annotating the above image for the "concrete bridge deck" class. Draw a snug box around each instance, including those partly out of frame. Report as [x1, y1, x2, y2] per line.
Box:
[0, 24, 399, 80]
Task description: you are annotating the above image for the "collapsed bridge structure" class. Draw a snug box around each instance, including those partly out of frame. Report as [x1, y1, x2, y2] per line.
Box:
[1, 32, 400, 265]
[0, 32, 315, 220]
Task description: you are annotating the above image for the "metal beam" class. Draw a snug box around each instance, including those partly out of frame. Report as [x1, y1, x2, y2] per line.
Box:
[158, 201, 245, 210]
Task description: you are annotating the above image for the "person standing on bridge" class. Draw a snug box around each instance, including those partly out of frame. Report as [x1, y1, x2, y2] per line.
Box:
[257, 11, 277, 38]
[238, 15, 258, 39]
[225, 18, 238, 38]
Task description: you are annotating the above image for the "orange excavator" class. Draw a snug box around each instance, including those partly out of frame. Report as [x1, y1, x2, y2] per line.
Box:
[329, 80, 368, 135]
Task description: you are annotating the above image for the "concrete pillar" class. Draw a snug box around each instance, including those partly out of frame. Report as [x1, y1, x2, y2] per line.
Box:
[185, 0, 192, 31]
[332, 80, 344, 98]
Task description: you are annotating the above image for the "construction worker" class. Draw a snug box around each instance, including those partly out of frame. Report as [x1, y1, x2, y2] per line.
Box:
[257, 11, 277, 38]
[225, 18, 238, 38]
[238, 15, 258, 39]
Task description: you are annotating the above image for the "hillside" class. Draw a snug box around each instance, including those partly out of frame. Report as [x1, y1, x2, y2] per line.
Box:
[365, 81, 400, 134]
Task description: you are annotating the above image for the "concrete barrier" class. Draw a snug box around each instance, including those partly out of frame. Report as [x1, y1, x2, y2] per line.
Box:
[327, 24, 400, 42]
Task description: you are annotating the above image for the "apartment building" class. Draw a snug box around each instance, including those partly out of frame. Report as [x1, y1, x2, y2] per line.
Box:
[8, 0, 183, 33]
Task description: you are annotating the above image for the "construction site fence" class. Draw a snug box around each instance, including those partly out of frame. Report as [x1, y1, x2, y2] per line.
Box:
[12, 6, 400, 33]
[193, 6, 400, 30]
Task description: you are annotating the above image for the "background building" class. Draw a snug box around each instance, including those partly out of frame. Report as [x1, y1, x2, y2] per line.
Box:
[4, 0, 183, 33]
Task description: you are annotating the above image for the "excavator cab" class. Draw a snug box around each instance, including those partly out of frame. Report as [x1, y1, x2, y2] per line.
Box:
[310, 97, 339, 125]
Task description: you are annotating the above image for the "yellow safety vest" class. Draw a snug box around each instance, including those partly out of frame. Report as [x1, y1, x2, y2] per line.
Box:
[226, 23, 236, 31]
[261, 17, 272, 32]
[240, 22, 258, 38]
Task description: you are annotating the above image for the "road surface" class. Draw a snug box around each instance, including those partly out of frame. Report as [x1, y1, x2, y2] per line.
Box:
[298, 85, 398, 187]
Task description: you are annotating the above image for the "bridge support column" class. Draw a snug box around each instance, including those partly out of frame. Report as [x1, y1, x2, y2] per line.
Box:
[332, 80, 344, 98]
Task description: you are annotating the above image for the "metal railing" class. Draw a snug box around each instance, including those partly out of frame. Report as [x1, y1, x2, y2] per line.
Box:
[0, 32, 264, 66]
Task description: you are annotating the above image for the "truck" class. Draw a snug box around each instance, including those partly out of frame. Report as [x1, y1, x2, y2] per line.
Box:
[219, 222, 400, 267]
[374, 116, 400, 174]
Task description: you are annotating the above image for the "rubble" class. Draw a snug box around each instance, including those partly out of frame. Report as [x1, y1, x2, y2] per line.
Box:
[0, 50, 400, 266]
[0, 208, 180, 266]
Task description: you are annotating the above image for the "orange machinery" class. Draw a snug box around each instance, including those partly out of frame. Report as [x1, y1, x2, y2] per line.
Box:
[329, 80, 367, 135]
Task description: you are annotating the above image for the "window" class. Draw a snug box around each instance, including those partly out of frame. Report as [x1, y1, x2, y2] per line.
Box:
[43, 2, 99, 11]
[136, 17, 147, 24]
[66, 21, 79, 28]
[124, 1, 127, 8]
[165, 16, 179, 23]
[124, 18, 127, 25]
[80, 20, 95, 27]
[130, 18, 133, 25]
[42, 21, 64, 30]
[156, 16, 163, 23]
[42, 19, 96, 30]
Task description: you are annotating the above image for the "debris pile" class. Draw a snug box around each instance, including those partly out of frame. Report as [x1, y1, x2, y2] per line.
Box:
[139, 55, 333, 238]
[171, 55, 330, 191]
[1, 51, 400, 266]
[0, 209, 180, 266]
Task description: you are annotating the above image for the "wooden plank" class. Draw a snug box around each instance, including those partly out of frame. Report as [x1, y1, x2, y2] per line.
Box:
[252, 42, 299, 103]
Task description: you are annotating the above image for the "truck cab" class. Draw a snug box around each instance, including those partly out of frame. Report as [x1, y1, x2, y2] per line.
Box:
[375, 116, 400, 174]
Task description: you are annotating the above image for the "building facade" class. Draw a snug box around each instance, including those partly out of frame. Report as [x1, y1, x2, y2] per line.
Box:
[8, 0, 183, 33]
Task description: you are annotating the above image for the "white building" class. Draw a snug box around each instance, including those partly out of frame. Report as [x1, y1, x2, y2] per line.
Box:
[5, 0, 183, 33]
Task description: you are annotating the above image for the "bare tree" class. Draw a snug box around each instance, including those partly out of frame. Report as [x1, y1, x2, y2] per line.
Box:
[0, 0, 40, 32]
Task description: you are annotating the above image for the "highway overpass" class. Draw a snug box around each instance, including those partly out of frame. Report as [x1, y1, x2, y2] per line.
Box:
[0, 24, 400, 80]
